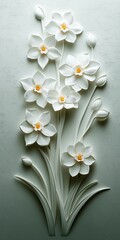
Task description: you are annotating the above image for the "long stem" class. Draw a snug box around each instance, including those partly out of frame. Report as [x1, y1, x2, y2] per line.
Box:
[74, 85, 96, 144]
[41, 19, 44, 37]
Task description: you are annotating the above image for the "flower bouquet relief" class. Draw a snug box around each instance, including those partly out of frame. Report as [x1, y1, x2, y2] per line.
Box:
[15, 5, 110, 236]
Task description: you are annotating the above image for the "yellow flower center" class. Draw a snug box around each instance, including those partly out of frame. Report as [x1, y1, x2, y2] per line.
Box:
[40, 45, 47, 54]
[75, 67, 82, 74]
[61, 23, 67, 30]
[35, 85, 41, 91]
[34, 122, 41, 131]
[77, 154, 83, 161]
[60, 23, 68, 32]
[59, 96, 65, 103]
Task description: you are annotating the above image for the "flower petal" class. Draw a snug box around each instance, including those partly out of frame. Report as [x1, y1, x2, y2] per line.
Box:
[72, 83, 81, 92]
[67, 145, 75, 157]
[53, 102, 63, 111]
[77, 76, 89, 90]
[59, 64, 74, 77]
[39, 111, 50, 125]
[29, 35, 42, 47]
[84, 146, 92, 158]
[62, 152, 75, 167]
[25, 132, 38, 146]
[70, 22, 83, 34]
[52, 12, 63, 24]
[84, 156, 95, 166]
[75, 142, 84, 154]
[37, 133, 50, 146]
[33, 71, 45, 85]
[44, 35, 56, 47]
[66, 31, 76, 43]
[36, 95, 47, 108]
[47, 90, 58, 103]
[84, 61, 100, 75]
[61, 86, 70, 97]
[55, 30, 66, 41]
[65, 76, 76, 86]
[63, 12, 73, 25]
[46, 21, 59, 35]
[25, 109, 39, 125]
[20, 78, 33, 91]
[43, 78, 56, 89]
[78, 53, 90, 68]
[69, 163, 80, 177]
[20, 121, 33, 133]
[79, 163, 90, 175]
[84, 75, 96, 81]
[27, 47, 39, 59]
[41, 124, 56, 137]
[24, 90, 37, 102]
[47, 47, 61, 60]
[38, 54, 49, 69]
[70, 91, 81, 102]
[64, 103, 74, 109]
[66, 55, 76, 67]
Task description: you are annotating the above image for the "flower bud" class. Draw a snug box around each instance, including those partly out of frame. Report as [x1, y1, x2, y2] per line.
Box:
[96, 75, 107, 87]
[21, 157, 32, 167]
[91, 98, 102, 111]
[87, 32, 96, 48]
[35, 5, 45, 20]
[95, 110, 109, 121]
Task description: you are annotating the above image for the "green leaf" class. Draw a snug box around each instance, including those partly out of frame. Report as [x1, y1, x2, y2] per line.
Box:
[66, 186, 110, 235]
[15, 175, 55, 236]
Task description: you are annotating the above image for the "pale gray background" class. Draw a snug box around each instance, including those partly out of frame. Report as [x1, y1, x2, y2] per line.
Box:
[0, 0, 120, 239]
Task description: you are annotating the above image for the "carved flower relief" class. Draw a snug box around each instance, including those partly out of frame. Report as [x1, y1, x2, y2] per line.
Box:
[62, 142, 95, 176]
[47, 86, 80, 111]
[27, 35, 61, 69]
[46, 12, 83, 43]
[59, 54, 100, 92]
[20, 110, 56, 146]
[21, 71, 56, 108]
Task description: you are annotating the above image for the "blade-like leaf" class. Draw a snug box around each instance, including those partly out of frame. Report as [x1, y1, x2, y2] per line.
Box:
[71, 180, 98, 214]
[64, 178, 82, 218]
[66, 186, 110, 235]
[40, 148, 57, 220]
[15, 175, 55, 236]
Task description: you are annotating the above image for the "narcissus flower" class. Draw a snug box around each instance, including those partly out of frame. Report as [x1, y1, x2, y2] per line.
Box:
[47, 86, 80, 111]
[21, 71, 56, 108]
[20, 109, 56, 146]
[27, 35, 61, 69]
[62, 142, 95, 176]
[46, 12, 83, 43]
[59, 54, 100, 92]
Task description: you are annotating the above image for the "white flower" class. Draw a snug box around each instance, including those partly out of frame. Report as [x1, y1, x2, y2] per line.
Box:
[35, 5, 45, 20]
[59, 54, 100, 92]
[62, 142, 95, 176]
[21, 71, 56, 108]
[20, 109, 57, 146]
[46, 12, 83, 43]
[27, 35, 61, 69]
[47, 86, 80, 111]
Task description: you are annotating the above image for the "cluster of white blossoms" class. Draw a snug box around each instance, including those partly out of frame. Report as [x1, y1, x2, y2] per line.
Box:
[20, 11, 102, 175]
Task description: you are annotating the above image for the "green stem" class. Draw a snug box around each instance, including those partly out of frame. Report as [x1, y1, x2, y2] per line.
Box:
[74, 85, 96, 144]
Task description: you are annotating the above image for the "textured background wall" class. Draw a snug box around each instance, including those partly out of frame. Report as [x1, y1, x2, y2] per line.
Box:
[0, 0, 120, 239]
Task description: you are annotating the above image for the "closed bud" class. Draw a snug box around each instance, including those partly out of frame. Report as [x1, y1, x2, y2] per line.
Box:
[21, 157, 32, 167]
[87, 32, 96, 48]
[35, 5, 45, 20]
[95, 110, 109, 121]
[91, 98, 102, 111]
[96, 75, 107, 87]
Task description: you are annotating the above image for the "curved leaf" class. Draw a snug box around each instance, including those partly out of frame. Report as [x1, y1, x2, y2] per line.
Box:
[39, 148, 57, 220]
[66, 186, 110, 234]
[15, 175, 55, 236]
[64, 178, 82, 218]
[71, 180, 98, 214]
